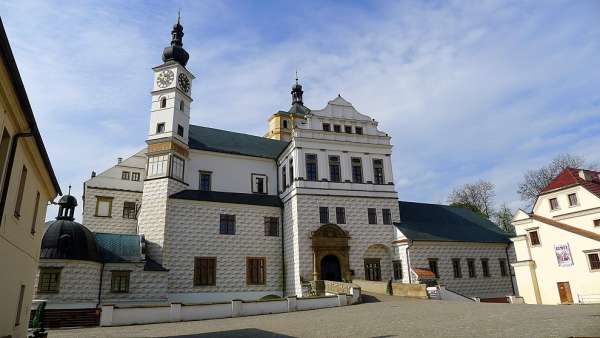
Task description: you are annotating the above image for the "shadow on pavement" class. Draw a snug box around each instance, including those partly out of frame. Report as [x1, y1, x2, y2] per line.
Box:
[160, 328, 296, 338]
[361, 293, 382, 303]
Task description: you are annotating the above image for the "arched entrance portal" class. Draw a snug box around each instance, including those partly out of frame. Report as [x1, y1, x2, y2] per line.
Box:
[311, 224, 351, 281]
[321, 255, 342, 281]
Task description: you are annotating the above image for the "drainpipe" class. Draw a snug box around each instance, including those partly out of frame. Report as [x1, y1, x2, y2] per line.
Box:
[96, 262, 105, 308]
[406, 240, 413, 284]
[505, 245, 516, 295]
[0, 129, 34, 226]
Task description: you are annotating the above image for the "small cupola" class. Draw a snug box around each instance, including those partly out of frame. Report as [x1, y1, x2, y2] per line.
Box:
[162, 12, 190, 67]
[56, 188, 77, 221]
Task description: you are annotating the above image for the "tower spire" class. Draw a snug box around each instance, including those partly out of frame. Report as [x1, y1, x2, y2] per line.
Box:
[291, 70, 303, 105]
[162, 11, 189, 66]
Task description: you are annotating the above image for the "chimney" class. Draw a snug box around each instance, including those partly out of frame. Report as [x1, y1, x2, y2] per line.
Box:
[117, 157, 123, 164]
[91, 171, 96, 178]
[578, 169, 599, 182]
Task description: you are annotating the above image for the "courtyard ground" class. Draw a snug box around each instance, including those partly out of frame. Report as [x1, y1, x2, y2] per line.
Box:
[49, 293, 600, 338]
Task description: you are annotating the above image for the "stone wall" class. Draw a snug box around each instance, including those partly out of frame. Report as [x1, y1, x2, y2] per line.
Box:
[164, 199, 283, 295]
[410, 242, 515, 299]
[83, 187, 142, 235]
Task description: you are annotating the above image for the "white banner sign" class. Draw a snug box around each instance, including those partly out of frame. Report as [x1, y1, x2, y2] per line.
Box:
[554, 243, 573, 267]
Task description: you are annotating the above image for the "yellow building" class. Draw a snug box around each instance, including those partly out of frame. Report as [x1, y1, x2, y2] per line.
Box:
[0, 18, 61, 337]
[265, 80, 308, 141]
[511, 168, 600, 305]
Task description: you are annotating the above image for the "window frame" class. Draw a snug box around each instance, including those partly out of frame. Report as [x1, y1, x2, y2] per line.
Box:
[177, 124, 184, 137]
[364, 258, 382, 281]
[199, 171, 212, 191]
[567, 193, 578, 207]
[393, 260, 403, 280]
[121, 171, 130, 180]
[160, 96, 167, 108]
[549, 197, 559, 210]
[156, 122, 166, 134]
[14, 165, 27, 218]
[305, 154, 318, 181]
[95, 196, 113, 218]
[30, 191, 40, 235]
[251, 173, 268, 194]
[594, 219, 600, 227]
[38, 267, 61, 293]
[382, 208, 392, 225]
[131, 172, 140, 181]
[354, 126, 363, 135]
[147, 154, 169, 178]
[586, 251, 600, 272]
[246, 257, 266, 285]
[351, 157, 363, 183]
[322, 123, 331, 132]
[194, 257, 217, 286]
[428, 258, 439, 278]
[264, 217, 279, 237]
[344, 125, 352, 134]
[219, 214, 236, 235]
[499, 258, 508, 277]
[15, 284, 25, 326]
[170, 155, 185, 181]
[328, 155, 341, 182]
[122, 201, 137, 219]
[110, 270, 131, 293]
[367, 208, 377, 224]
[481, 258, 491, 277]
[333, 124, 341, 133]
[528, 229, 541, 246]
[319, 207, 329, 224]
[288, 158, 294, 185]
[336, 207, 346, 224]
[373, 159, 385, 185]
[452, 258, 462, 278]
[467, 258, 477, 278]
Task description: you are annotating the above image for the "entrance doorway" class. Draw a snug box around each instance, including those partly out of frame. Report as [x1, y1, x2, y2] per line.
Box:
[557, 282, 573, 304]
[321, 255, 342, 281]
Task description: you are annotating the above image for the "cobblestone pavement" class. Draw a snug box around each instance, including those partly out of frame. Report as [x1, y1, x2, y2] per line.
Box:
[49, 294, 600, 338]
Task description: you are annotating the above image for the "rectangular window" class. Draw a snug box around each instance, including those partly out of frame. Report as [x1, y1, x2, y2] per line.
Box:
[351, 158, 363, 183]
[30, 191, 40, 235]
[329, 156, 341, 182]
[499, 259, 508, 277]
[306, 154, 318, 181]
[156, 122, 165, 133]
[131, 172, 140, 181]
[428, 259, 439, 278]
[322, 123, 331, 132]
[282, 165, 287, 188]
[452, 259, 462, 278]
[373, 159, 385, 185]
[38, 268, 61, 293]
[123, 201, 137, 219]
[382, 209, 392, 225]
[264, 217, 279, 236]
[110, 271, 130, 293]
[528, 230, 541, 246]
[549, 197, 559, 210]
[355, 126, 363, 135]
[0, 128, 11, 192]
[568, 193, 578, 207]
[15, 284, 25, 326]
[147, 154, 169, 178]
[177, 124, 184, 137]
[393, 260, 403, 280]
[467, 258, 476, 278]
[121, 171, 130, 180]
[319, 207, 329, 224]
[594, 219, 600, 227]
[256, 177, 265, 193]
[588, 253, 600, 271]
[368, 208, 377, 224]
[364, 258, 382, 281]
[219, 214, 236, 235]
[199, 171, 211, 191]
[194, 257, 216, 286]
[333, 125, 341, 133]
[481, 259, 490, 277]
[170, 155, 185, 180]
[344, 125, 352, 133]
[95, 196, 113, 217]
[289, 159, 293, 184]
[247, 257, 266, 285]
[14, 165, 27, 218]
[252, 174, 267, 194]
[336, 207, 346, 224]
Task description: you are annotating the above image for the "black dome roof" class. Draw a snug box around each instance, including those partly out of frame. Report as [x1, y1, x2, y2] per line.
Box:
[57, 194, 77, 208]
[41, 219, 100, 262]
[162, 16, 189, 67]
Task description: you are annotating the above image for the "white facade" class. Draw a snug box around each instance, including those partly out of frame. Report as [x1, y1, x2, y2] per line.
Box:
[511, 169, 600, 304]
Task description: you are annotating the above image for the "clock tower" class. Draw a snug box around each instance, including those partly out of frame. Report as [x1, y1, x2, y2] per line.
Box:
[138, 15, 194, 265]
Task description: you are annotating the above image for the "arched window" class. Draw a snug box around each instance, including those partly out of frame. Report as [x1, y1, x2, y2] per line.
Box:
[160, 97, 167, 108]
[283, 120, 288, 129]
[179, 100, 184, 111]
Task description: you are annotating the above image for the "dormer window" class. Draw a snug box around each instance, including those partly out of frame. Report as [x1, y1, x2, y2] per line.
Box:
[322, 123, 331, 132]
[160, 97, 167, 108]
[549, 198, 559, 210]
[156, 123, 165, 134]
[568, 193, 578, 207]
[355, 126, 363, 135]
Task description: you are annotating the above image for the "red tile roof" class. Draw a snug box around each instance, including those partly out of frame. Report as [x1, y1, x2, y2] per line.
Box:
[414, 268, 436, 279]
[540, 167, 600, 198]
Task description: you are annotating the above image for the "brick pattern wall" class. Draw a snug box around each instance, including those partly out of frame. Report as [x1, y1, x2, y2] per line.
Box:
[283, 198, 301, 295]
[137, 178, 187, 264]
[83, 187, 142, 235]
[287, 194, 398, 290]
[100, 263, 168, 302]
[164, 200, 283, 294]
[410, 243, 515, 298]
[35, 260, 101, 303]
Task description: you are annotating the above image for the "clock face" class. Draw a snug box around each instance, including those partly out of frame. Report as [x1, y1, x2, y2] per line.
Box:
[156, 70, 174, 88]
[178, 73, 191, 93]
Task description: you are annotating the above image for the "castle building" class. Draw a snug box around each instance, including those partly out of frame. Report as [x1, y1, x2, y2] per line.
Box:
[33, 18, 516, 326]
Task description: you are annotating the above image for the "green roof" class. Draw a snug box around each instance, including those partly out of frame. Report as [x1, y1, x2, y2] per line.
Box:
[396, 201, 511, 243]
[95, 233, 142, 263]
[188, 125, 289, 160]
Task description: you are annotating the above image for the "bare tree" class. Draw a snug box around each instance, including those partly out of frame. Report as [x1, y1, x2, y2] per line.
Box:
[448, 180, 495, 218]
[517, 154, 592, 207]
[494, 203, 515, 235]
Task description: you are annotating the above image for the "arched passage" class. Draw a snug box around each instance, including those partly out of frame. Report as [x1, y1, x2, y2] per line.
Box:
[311, 223, 351, 281]
[320, 255, 342, 281]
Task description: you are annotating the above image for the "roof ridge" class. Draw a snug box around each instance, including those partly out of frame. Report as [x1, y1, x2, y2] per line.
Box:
[189, 124, 288, 144]
[529, 214, 600, 242]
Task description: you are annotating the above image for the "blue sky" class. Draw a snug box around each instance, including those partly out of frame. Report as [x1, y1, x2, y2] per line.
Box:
[1, 0, 599, 220]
